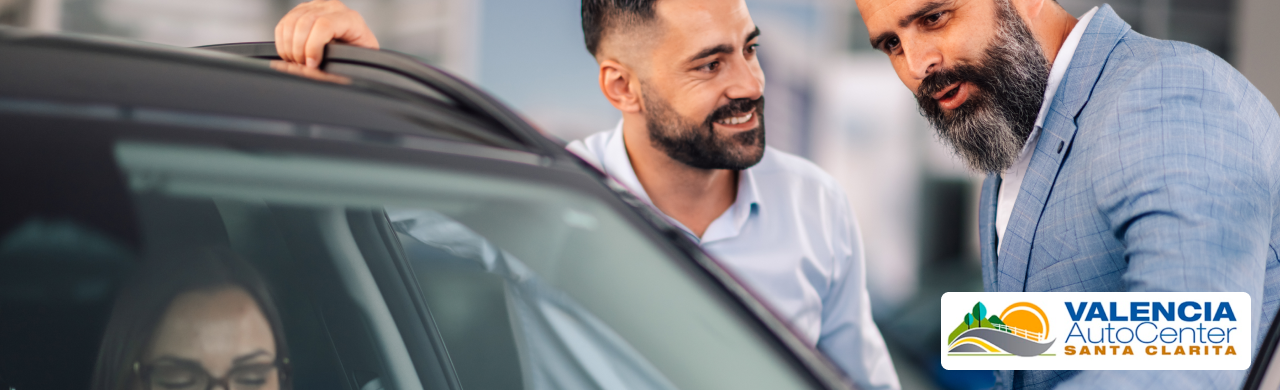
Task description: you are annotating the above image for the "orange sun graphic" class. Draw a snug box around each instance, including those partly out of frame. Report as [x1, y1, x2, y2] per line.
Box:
[1000, 302, 1050, 341]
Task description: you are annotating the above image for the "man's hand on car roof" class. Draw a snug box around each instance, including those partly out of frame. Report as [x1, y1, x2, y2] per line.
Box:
[275, 0, 380, 68]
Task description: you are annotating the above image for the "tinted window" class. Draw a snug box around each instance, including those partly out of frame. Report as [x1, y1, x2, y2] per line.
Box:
[0, 116, 819, 390]
[114, 140, 817, 389]
[0, 118, 434, 390]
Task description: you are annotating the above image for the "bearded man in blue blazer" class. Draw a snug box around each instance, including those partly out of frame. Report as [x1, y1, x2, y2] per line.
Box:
[859, 0, 1280, 388]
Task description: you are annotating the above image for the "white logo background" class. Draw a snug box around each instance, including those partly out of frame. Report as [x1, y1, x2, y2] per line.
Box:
[941, 292, 1252, 370]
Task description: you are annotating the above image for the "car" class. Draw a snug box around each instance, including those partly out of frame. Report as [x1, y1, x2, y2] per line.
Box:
[0, 27, 855, 390]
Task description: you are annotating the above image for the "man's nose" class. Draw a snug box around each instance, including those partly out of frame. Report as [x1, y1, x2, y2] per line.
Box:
[903, 39, 942, 82]
[724, 57, 764, 101]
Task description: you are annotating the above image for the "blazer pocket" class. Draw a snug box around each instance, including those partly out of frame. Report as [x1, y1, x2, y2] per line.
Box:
[1045, 228, 1080, 260]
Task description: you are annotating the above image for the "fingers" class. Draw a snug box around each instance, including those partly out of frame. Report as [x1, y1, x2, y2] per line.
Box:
[291, 14, 319, 66]
[274, 15, 285, 62]
[303, 18, 333, 69]
[276, 2, 309, 63]
[273, 0, 379, 68]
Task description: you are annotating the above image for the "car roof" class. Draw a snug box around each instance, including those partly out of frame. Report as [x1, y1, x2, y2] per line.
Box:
[0, 27, 561, 156]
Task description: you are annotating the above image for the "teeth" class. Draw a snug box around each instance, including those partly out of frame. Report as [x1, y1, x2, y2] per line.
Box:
[718, 112, 753, 125]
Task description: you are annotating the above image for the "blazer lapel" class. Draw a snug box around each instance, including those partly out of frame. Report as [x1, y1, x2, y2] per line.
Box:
[996, 4, 1132, 292]
[979, 173, 1001, 292]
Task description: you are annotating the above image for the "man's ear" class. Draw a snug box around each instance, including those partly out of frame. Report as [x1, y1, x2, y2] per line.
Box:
[1013, 0, 1047, 24]
[599, 59, 643, 114]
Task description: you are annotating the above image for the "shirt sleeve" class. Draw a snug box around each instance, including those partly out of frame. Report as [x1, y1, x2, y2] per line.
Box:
[816, 188, 902, 390]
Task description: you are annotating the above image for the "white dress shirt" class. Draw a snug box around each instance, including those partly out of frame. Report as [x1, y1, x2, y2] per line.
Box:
[567, 122, 901, 390]
[996, 7, 1100, 250]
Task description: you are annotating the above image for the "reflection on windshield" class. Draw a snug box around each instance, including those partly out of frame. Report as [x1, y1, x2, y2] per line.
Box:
[91, 248, 290, 390]
[269, 60, 352, 85]
[387, 208, 678, 390]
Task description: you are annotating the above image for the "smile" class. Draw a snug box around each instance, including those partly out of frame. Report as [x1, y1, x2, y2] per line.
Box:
[716, 110, 754, 126]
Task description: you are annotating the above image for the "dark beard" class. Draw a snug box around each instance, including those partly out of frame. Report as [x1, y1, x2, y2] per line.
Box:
[642, 88, 766, 170]
[915, 0, 1050, 173]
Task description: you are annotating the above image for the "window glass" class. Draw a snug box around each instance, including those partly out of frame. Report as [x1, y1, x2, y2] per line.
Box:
[0, 122, 431, 390]
[111, 140, 817, 390]
[117, 189, 429, 390]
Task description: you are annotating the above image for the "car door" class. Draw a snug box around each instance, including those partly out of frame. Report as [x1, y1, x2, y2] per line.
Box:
[0, 104, 849, 390]
[1245, 307, 1280, 389]
[108, 132, 837, 390]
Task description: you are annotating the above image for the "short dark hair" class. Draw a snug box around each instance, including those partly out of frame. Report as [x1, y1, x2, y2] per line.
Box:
[581, 0, 660, 57]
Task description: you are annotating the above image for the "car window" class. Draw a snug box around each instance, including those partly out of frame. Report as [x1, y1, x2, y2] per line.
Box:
[0, 121, 141, 390]
[112, 140, 819, 390]
[0, 111, 821, 390]
[0, 118, 436, 390]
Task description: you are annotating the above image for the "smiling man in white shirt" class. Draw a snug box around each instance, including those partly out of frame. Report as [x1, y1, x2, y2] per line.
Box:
[568, 2, 898, 388]
[274, 0, 899, 388]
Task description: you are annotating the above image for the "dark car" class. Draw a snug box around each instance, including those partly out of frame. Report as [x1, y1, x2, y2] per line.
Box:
[0, 28, 857, 390]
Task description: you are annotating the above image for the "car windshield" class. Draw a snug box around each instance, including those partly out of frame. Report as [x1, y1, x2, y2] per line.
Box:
[112, 139, 819, 390]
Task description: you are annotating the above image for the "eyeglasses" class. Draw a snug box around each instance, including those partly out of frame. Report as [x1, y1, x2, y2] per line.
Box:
[133, 357, 289, 390]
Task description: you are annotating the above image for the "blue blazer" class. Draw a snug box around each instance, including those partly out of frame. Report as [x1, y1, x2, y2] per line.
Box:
[978, 5, 1280, 389]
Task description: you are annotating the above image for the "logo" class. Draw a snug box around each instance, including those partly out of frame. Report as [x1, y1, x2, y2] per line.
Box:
[941, 292, 1251, 370]
[946, 301, 1055, 357]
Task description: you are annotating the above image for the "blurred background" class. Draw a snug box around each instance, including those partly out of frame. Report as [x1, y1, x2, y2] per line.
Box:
[1, 0, 1276, 388]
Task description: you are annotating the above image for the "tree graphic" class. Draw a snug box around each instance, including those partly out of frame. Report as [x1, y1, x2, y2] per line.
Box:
[950, 302, 1000, 344]
[972, 302, 988, 329]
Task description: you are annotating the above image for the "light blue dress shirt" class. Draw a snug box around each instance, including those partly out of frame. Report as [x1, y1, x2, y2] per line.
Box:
[568, 122, 901, 390]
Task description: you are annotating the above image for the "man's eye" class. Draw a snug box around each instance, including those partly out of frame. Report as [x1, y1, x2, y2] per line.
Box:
[885, 37, 900, 51]
[699, 61, 720, 72]
[924, 11, 946, 25]
[745, 44, 759, 55]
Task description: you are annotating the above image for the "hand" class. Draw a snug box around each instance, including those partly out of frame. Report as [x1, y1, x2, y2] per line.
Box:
[274, 0, 379, 68]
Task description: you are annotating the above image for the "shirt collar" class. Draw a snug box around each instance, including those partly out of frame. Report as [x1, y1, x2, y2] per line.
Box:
[708, 163, 761, 243]
[599, 119, 762, 242]
[1009, 6, 1098, 169]
[1033, 6, 1098, 131]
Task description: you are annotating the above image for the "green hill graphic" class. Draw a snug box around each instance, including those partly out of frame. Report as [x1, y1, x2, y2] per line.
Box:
[946, 302, 1008, 344]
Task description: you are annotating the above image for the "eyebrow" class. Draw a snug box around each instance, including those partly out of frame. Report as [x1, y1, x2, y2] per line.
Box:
[152, 355, 201, 366]
[746, 27, 761, 45]
[868, 0, 950, 50]
[233, 349, 271, 365]
[687, 26, 762, 63]
[900, 1, 950, 28]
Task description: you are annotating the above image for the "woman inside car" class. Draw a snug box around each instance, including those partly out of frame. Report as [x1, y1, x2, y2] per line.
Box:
[90, 247, 290, 390]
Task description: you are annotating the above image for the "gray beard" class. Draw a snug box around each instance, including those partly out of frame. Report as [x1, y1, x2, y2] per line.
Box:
[914, 0, 1051, 173]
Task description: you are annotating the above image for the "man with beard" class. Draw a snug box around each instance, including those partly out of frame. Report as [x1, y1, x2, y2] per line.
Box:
[859, 0, 1280, 388]
[567, 3, 899, 388]
[273, 0, 899, 389]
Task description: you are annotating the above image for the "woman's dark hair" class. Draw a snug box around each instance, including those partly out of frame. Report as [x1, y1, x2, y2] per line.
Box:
[90, 247, 290, 390]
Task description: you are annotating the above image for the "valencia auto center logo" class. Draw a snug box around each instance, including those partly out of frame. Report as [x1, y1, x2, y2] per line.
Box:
[946, 301, 1055, 357]
[941, 292, 1252, 370]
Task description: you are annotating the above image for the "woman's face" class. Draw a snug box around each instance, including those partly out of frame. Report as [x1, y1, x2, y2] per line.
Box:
[142, 287, 279, 390]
